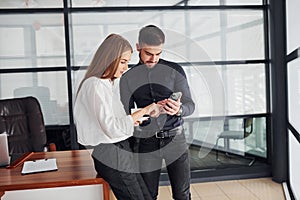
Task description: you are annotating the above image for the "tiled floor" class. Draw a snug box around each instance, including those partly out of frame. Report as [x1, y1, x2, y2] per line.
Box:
[159, 178, 286, 200]
[110, 177, 286, 200]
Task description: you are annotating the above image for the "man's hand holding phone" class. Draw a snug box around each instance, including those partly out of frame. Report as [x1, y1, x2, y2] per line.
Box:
[169, 92, 182, 101]
[157, 92, 182, 116]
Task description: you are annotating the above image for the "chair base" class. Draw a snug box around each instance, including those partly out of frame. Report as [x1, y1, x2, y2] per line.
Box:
[216, 150, 256, 167]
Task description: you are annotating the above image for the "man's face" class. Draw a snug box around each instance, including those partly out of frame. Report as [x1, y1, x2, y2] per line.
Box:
[136, 43, 163, 68]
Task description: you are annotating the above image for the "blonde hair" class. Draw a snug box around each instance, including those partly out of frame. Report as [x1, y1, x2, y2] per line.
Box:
[77, 34, 133, 96]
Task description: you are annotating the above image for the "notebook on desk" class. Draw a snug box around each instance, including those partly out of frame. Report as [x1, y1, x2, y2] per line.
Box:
[21, 158, 58, 175]
[0, 133, 10, 167]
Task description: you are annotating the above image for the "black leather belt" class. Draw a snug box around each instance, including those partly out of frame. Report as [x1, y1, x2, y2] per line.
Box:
[155, 126, 183, 138]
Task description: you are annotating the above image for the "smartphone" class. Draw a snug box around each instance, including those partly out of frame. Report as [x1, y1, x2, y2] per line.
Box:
[169, 92, 182, 101]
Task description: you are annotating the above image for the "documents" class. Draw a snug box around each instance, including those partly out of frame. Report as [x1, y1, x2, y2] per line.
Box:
[21, 158, 58, 175]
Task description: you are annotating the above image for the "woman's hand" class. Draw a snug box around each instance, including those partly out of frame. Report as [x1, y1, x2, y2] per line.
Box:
[147, 103, 163, 118]
[130, 103, 162, 125]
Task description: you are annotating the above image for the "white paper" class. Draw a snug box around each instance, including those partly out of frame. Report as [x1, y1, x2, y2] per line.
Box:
[21, 158, 58, 175]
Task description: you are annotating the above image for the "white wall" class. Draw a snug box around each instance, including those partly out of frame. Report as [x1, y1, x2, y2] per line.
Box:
[2, 185, 103, 200]
[289, 132, 300, 200]
[286, 0, 300, 54]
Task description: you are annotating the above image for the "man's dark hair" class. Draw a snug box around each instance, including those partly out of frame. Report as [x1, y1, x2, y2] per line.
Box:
[138, 25, 165, 46]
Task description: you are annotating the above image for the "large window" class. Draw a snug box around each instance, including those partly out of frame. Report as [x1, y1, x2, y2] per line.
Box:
[0, 13, 68, 125]
[0, 14, 65, 69]
[286, 0, 300, 198]
[71, 10, 266, 115]
[0, 1, 268, 170]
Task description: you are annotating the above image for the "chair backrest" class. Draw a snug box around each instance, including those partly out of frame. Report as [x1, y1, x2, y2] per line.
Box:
[14, 86, 58, 124]
[243, 117, 253, 138]
[0, 96, 47, 154]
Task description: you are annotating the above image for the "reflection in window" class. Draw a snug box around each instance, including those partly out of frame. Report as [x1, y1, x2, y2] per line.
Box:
[71, 10, 264, 66]
[0, 72, 69, 125]
[0, 14, 65, 69]
[72, 0, 184, 7]
[71, 0, 262, 7]
[0, 0, 62, 8]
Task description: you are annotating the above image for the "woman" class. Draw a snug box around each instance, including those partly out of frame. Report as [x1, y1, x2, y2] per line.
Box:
[74, 34, 155, 200]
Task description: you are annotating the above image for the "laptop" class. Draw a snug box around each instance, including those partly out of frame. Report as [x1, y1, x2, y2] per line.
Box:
[0, 133, 10, 167]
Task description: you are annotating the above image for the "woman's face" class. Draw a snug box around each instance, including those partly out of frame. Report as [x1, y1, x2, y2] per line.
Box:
[114, 50, 132, 78]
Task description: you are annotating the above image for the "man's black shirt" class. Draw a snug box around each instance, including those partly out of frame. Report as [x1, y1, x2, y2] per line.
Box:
[120, 59, 195, 132]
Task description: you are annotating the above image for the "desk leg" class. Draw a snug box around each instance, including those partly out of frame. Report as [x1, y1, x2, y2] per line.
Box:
[103, 182, 110, 200]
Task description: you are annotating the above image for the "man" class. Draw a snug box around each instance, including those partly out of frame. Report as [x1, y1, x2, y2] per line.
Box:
[120, 25, 195, 200]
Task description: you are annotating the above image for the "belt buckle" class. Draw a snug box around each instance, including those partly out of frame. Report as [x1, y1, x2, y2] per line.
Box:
[155, 130, 165, 138]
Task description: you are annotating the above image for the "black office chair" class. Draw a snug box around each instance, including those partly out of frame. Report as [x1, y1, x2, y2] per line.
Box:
[215, 117, 255, 166]
[0, 96, 56, 155]
[14, 86, 58, 124]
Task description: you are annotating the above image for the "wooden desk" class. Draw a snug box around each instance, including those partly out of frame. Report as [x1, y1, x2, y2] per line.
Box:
[0, 150, 110, 200]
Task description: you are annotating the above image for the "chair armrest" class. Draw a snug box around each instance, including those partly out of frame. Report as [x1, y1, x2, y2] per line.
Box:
[44, 143, 57, 151]
[49, 143, 57, 151]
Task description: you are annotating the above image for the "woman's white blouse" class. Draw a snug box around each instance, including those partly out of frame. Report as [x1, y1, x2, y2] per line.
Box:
[74, 77, 134, 146]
